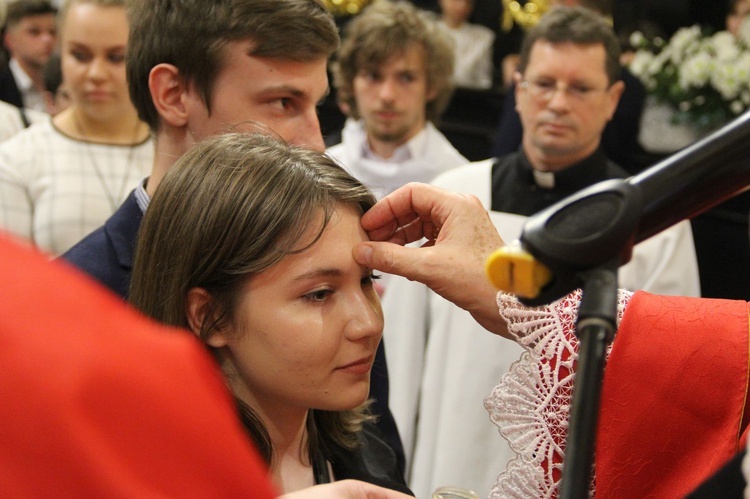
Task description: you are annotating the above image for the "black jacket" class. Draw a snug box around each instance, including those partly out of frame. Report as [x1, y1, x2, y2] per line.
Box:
[327, 422, 413, 495]
[0, 62, 25, 109]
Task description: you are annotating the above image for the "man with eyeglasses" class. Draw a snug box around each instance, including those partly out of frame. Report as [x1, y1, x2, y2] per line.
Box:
[492, 0, 648, 175]
[379, 6, 700, 497]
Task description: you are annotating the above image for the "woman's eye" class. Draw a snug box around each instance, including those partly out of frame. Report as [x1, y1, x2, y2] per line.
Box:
[71, 50, 89, 62]
[305, 289, 332, 302]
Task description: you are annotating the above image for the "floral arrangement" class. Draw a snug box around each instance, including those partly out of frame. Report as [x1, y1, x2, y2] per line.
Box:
[628, 25, 750, 131]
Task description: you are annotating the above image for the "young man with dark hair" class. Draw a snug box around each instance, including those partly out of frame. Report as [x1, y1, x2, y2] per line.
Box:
[0, 0, 57, 112]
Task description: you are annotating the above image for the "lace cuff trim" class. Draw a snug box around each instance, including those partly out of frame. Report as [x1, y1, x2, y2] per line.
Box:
[484, 289, 633, 498]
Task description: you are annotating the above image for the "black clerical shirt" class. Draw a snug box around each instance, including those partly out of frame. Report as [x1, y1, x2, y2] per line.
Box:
[490, 147, 628, 216]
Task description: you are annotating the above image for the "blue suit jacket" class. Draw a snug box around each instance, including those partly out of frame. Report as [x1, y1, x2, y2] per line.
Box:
[62, 189, 405, 471]
[62, 190, 142, 298]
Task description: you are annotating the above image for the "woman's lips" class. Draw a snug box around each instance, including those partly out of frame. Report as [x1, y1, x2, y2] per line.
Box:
[336, 356, 373, 375]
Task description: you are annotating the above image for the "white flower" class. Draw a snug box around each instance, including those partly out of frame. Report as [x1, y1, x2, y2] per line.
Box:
[629, 31, 645, 48]
[679, 52, 712, 89]
[628, 50, 654, 79]
[736, 52, 750, 79]
[650, 50, 670, 75]
[668, 25, 702, 64]
[627, 23, 750, 127]
[710, 31, 739, 61]
[712, 62, 744, 100]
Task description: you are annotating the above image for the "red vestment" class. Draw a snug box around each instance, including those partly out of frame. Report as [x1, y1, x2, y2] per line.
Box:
[0, 234, 277, 497]
[598, 291, 750, 497]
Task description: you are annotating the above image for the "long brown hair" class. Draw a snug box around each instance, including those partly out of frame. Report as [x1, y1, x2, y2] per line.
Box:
[130, 132, 377, 464]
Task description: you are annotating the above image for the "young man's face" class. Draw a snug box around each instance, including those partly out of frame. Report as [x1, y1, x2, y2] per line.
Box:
[183, 40, 330, 152]
[3, 13, 57, 71]
[352, 43, 436, 151]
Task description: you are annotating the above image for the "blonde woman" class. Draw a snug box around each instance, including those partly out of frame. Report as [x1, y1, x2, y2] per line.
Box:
[0, 0, 151, 255]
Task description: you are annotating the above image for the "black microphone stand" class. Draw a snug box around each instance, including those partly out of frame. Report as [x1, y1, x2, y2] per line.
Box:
[515, 110, 750, 499]
[559, 263, 618, 499]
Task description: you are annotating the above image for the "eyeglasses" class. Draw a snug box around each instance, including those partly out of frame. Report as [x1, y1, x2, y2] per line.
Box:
[519, 79, 609, 103]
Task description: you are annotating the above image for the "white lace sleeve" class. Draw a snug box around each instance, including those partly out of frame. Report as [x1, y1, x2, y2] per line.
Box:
[484, 289, 633, 498]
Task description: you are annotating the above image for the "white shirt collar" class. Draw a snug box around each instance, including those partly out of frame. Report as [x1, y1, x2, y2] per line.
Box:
[9, 58, 46, 112]
[134, 178, 151, 214]
[9, 59, 33, 93]
[358, 120, 429, 164]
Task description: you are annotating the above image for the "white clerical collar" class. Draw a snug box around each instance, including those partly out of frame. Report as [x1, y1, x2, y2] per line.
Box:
[533, 169, 556, 189]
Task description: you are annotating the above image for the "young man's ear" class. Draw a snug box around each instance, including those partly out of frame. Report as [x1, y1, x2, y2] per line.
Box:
[186, 287, 228, 348]
[149, 63, 190, 127]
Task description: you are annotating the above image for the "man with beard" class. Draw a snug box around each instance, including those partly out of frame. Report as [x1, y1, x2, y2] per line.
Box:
[327, 0, 466, 201]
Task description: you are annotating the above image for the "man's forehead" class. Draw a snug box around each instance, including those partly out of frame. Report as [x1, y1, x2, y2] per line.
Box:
[361, 44, 426, 71]
[527, 41, 606, 68]
[10, 14, 56, 29]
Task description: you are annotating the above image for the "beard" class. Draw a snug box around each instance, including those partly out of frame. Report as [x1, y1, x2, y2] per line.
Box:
[366, 118, 413, 146]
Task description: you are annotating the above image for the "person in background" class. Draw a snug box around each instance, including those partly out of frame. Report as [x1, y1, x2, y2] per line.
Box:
[130, 132, 411, 495]
[727, 0, 750, 37]
[327, 0, 466, 201]
[61, 0, 404, 472]
[381, 7, 699, 497]
[0, 0, 48, 142]
[492, 0, 648, 174]
[438, 0, 495, 90]
[41, 51, 70, 115]
[0, 0, 56, 112]
[0, 0, 152, 256]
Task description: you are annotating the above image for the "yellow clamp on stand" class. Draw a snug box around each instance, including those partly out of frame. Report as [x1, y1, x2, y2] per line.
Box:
[485, 242, 553, 299]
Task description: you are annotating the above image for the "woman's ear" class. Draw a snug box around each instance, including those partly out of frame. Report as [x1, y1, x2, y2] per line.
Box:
[186, 287, 228, 348]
